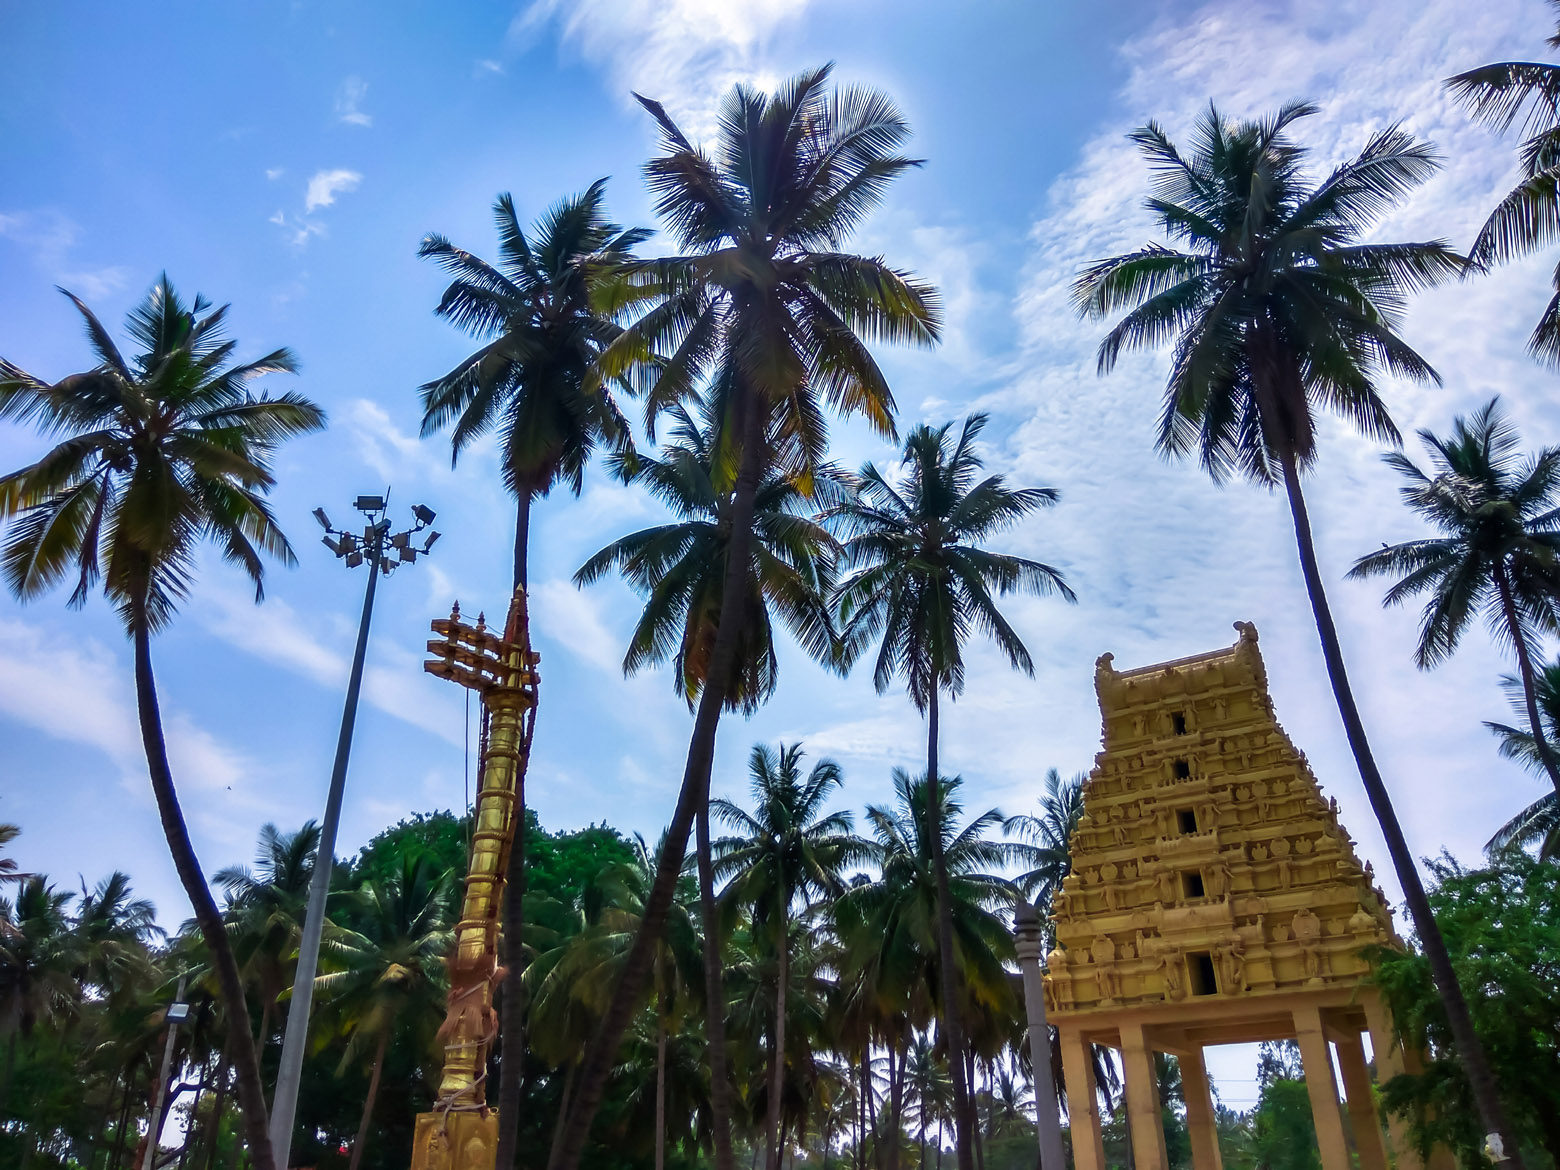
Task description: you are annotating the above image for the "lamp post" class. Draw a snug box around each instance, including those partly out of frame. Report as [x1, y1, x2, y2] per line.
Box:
[143, 975, 189, 1170]
[268, 494, 440, 1169]
[1013, 901, 1066, 1170]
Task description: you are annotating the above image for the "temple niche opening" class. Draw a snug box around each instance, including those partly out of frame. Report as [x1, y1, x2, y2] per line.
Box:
[1045, 622, 1453, 1170]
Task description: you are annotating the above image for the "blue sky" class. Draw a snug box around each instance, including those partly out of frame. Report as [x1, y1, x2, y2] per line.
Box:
[5, 0, 1560, 1107]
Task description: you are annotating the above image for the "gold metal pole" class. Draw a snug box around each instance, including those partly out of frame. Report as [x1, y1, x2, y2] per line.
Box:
[411, 588, 538, 1170]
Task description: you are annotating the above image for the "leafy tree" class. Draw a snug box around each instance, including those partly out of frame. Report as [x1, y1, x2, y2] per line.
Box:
[576, 397, 841, 714]
[0, 278, 323, 1170]
[1448, 9, 1560, 362]
[1350, 398, 1560, 798]
[1005, 768, 1085, 922]
[1373, 854, 1560, 1165]
[560, 65, 939, 1170]
[839, 768, 1019, 1170]
[1070, 102, 1524, 1158]
[1487, 661, 1560, 860]
[831, 412, 1073, 1164]
[216, 821, 319, 1057]
[713, 743, 862, 1170]
[420, 182, 648, 1170]
[0, 877, 80, 1112]
[316, 855, 454, 1170]
[0, 827, 27, 887]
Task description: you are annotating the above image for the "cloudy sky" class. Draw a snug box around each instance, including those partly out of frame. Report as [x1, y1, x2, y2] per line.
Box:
[5, 0, 1559, 1107]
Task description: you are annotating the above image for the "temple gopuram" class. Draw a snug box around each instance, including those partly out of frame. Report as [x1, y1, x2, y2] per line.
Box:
[1045, 623, 1451, 1170]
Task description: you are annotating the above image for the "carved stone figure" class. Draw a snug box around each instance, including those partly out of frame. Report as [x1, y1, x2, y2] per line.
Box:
[1158, 949, 1184, 1001]
[1218, 940, 1248, 993]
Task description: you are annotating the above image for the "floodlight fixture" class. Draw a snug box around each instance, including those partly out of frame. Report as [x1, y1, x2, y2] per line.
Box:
[412, 504, 436, 526]
[345, 550, 364, 568]
[313, 508, 332, 531]
[354, 495, 386, 513]
[391, 531, 411, 549]
[164, 1002, 192, 1025]
[399, 547, 417, 563]
[322, 535, 342, 556]
[422, 531, 441, 553]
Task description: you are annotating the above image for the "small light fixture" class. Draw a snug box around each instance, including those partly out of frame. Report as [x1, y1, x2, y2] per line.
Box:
[422, 531, 441, 553]
[312, 508, 332, 530]
[412, 504, 436, 526]
[345, 550, 364, 568]
[354, 495, 385, 513]
[165, 1002, 192, 1025]
[399, 547, 417, 563]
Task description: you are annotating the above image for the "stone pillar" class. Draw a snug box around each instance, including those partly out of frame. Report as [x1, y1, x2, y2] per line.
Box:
[1014, 904, 1067, 1170]
[1059, 1028, 1104, 1170]
[1363, 992, 1424, 1170]
[1179, 1047, 1223, 1170]
[1293, 1005, 1351, 1170]
[1119, 1022, 1169, 1170]
[1335, 1030, 1388, 1170]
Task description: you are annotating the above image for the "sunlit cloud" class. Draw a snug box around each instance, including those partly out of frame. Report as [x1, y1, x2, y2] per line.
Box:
[304, 168, 363, 212]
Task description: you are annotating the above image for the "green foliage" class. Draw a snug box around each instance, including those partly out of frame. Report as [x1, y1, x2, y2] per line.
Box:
[1372, 853, 1560, 1164]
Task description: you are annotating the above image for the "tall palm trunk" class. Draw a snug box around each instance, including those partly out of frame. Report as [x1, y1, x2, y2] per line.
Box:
[696, 795, 738, 1170]
[201, 1064, 229, 1170]
[1276, 445, 1523, 1167]
[495, 489, 534, 1170]
[766, 902, 789, 1170]
[131, 619, 274, 1170]
[347, 1032, 389, 1170]
[925, 690, 975, 1170]
[654, 1012, 667, 1170]
[1494, 565, 1560, 800]
[546, 401, 768, 1170]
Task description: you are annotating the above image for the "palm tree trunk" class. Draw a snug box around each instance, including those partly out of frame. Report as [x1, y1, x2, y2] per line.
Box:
[766, 904, 789, 1170]
[655, 1015, 667, 1170]
[546, 402, 767, 1170]
[1276, 445, 1523, 1168]
[1494, 567, 1560, 800]
[696, 798, 738, 1170]
[966, 1051, 984, 1170]
[495, 490, 535, 1170]
[202, 1064, 230, 1170]
[109, 1071, 135, 1170]
[548, 1060, 576, 1167]
[925, 689, 976, 1170]
[347, 1032, 389, 1170]
[887, 1025, 909, 1170]
[131, 619, 274, 1170]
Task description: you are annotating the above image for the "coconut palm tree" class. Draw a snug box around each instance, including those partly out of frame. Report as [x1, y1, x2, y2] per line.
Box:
[838, 769, 1020, 1170]
[1447, 10, 1560, 363]
[0, 826, 26, 888]
[551, 66, 939, 1170]
[73, 872, 160, 1008]
[1072, 101, 1524, 1162]
[0, 877, 82, 1112]
[216, 821, 319, 1058]
[527, 833, 705, 1170]
[574, 397, 841, 714]
[0, 277, 324, 1170]
[1487, 661, 1560, 860]
[1004, 768, 1085, 921]
[315, 854, 453, 1170]
[419, 184, 648, 1169]
[1350, 399, 1560, 799]
[713, 742, 863, 1170]
[831, 413, 1073, 1166]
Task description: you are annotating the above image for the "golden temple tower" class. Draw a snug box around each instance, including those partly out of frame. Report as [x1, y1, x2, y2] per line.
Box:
[1045, 623, 1448, 1170]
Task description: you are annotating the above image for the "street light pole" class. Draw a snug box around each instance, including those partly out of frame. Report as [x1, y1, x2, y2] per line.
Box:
[143, 975, 189, 1170]
[268, 495, 440, 1170]
[1013, 901, 1066, 1170]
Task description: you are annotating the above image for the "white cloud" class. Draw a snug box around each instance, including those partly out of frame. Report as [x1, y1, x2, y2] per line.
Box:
[57, 266, 128, 300]
[334, 76, 373, 127]
[529, 578, 624, 673]
[0, 209, 124, 299]
[304, 168, 362, 212]
[475, 59, 505, 77]
[0, 618, 250, 795]
[265, 167, 285, 181]
[516, 0, 813, 134]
